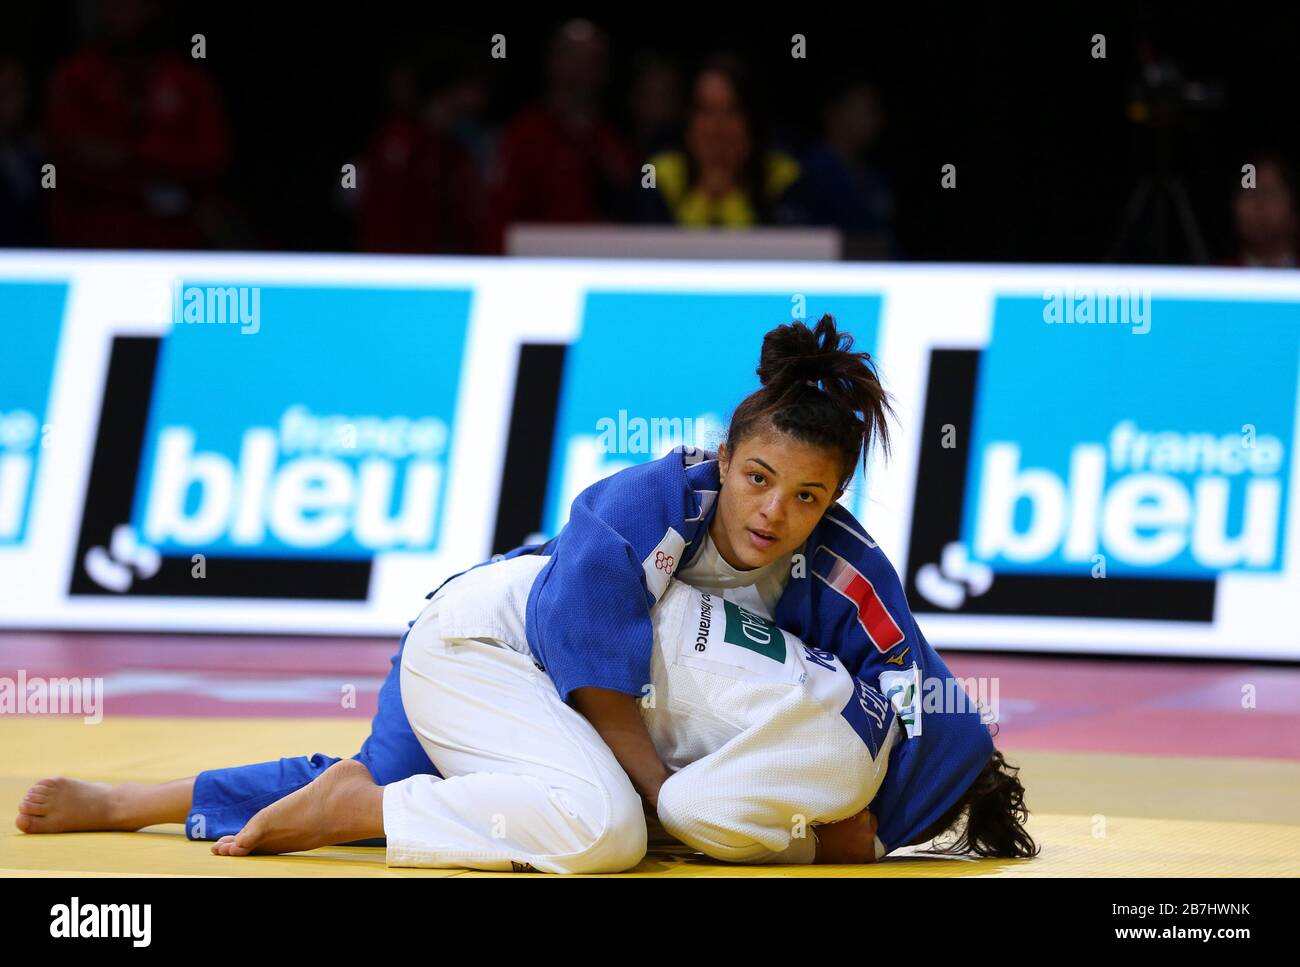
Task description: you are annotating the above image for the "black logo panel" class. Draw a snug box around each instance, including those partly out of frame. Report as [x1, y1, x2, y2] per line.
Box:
[904, 348, 1214, 622]
[69, 336, 371, 600]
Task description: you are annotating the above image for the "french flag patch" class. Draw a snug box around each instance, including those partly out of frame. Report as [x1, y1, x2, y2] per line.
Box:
[815, 548, 906, 653]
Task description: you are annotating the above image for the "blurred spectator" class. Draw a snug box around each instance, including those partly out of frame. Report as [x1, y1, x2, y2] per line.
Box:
[1224, 154, 1297, 267]
[0, 56, 46, 245]
[782, 81, 896, 255]
[486, 19, 636, 252]
[627, 52, 683, 160]
[435, 51, 493, 173]
[43, 0, 230, 249]
[356, 51, 488, 254]
[638, 56, 800, 228]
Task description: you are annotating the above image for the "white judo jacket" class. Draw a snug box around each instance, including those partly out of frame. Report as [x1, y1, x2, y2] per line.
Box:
[433, 554, 900, 864]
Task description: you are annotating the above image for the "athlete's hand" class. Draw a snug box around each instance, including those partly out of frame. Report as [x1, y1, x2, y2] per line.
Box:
[570, 687, 671, 809]
[813, 809, 879, 864]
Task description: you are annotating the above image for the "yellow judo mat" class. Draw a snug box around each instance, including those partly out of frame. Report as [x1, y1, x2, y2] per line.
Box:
[3, 717, 1298, 877]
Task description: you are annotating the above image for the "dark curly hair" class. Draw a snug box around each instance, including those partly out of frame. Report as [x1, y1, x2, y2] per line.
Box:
[911, 742, 1041, 859]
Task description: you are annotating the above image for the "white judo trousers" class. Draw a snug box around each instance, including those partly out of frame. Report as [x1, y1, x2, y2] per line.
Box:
[383, 554, 899, 873]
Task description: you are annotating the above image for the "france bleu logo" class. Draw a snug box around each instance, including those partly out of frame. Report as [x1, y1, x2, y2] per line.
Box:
[962, 296, 1298, 579]
[129, 284, 472, 559]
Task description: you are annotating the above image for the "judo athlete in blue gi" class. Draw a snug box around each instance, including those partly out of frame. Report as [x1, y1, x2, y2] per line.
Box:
[16, 315, 1038, 871]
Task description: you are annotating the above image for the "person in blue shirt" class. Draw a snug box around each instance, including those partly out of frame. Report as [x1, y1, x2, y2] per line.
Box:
[16, 314, 1038, 870]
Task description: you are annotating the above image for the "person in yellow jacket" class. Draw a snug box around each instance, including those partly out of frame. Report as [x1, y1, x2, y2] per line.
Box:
[639, 57, 801, 228]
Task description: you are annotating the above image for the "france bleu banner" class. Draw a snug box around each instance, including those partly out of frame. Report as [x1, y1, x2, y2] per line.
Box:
[0, 252, 1294, 655]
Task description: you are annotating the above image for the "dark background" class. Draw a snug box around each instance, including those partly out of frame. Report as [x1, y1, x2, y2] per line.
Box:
[4, 1, 1297, 262]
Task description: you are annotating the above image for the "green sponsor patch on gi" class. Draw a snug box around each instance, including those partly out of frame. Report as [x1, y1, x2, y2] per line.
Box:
[721, 598, 786, 662]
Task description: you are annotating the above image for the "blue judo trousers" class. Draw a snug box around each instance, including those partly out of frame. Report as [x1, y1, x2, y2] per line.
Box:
[187, 622, 437, 840]
[185, 540, 551, 842]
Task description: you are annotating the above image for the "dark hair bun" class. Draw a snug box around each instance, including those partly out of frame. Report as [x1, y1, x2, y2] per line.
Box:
[756, 314, 882, 399]
[757, 315, 842, 389]
[729, 314, 894, 483]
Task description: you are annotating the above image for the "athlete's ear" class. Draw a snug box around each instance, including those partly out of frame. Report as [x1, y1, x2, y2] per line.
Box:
[717, 442, 728, 475]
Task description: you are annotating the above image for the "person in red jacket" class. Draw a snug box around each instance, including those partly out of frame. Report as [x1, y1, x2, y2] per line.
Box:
[485, 19, 636, 253]
[355, 53, 489, 255]
[43, 0, 231, 250]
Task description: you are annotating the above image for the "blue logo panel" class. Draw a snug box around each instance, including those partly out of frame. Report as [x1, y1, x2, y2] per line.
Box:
[130, 284, 472, 559]
[963, 297, 1299, 578]
[543, 292, 883, 535]
[0, 282, 68, 545]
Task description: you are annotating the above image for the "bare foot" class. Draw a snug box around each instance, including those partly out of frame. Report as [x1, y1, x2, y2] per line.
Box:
[15, 777, 131, 834]
[211, 759, 382, 857]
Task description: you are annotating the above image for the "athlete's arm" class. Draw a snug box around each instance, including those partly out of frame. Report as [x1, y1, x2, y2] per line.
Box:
[570, 687, 670, 809]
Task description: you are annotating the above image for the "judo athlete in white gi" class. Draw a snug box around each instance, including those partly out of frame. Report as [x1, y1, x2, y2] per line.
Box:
[382, 552, 899, 873]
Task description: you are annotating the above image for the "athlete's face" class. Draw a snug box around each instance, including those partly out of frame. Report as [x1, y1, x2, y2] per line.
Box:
[712, 430, 844, 570]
